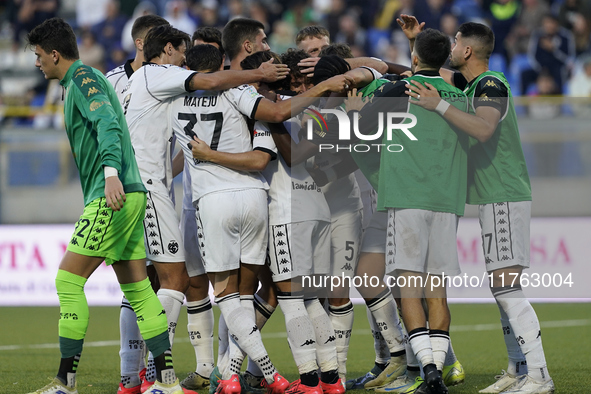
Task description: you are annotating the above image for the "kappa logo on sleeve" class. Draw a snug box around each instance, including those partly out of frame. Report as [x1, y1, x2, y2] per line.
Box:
[81, 77, 96, 86]
[87, 87, 100, 96]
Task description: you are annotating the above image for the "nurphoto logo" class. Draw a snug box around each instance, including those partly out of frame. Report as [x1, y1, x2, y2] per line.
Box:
[304, 107, 419, 153]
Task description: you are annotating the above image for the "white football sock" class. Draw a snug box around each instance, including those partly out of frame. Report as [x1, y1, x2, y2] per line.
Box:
[444, 339, 458, 366]
[254, 293, 276, 328]
[217, 293, 277, 383]
[408, 327, 434, 368]
[366, 290, 406, 354]
[328, 301, 354, 380]
[187, 297, 215, 377]
[497, 300, 528, 376]
[304, 297, 338, 373]
[278, 293, 318, 375]
[366, 307, 390, 365]
[429, 330, 449, 371]
[494, 287, 549, 382]
[119, 296, 144, 388]
[217, 313, 230, 378]
[157, 288, 185, 347]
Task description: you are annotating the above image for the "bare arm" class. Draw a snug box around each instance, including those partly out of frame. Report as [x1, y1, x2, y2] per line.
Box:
[172, 150, 184, 178]
[269, 123, 319, 167]
[189, 59, 289, 91]
[406, 81, 500, 142]
[346, 57, 388, 74]
[254, 75, 353, 123]
[344, 67, 377, 88]
[189, 137, 271, 171]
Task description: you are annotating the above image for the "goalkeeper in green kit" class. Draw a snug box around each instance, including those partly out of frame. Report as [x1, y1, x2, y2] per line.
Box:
[26, 18, 185, 394]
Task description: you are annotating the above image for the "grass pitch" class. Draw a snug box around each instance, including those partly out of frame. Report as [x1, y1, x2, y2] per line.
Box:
[1, 303, 589, 393]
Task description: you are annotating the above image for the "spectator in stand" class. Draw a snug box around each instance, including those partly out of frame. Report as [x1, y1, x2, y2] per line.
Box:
[283, 0, 316, 31]
[414, 0, 451, 34]
[440, 12, 458, 42]
[522, 13, 576, 94]
[77, 0, 109, 28]
[569, 58, 591, 97]
[570, 13, 590, 55]
[164, 0, 196, 36]
[487, 0, 520, 63]
[199, 0, 223, 28]
[78, 29, 106, 73]
[557, 0, 585, 30]
[269, 21, 297, 55]
[9, 0, 59, 61]
[92, 0, 128, 71]
[506, 0, 549, 59]
[324, 0, 347, 40]
[334, 12, 368, 55]
[121, 1, 157, 54]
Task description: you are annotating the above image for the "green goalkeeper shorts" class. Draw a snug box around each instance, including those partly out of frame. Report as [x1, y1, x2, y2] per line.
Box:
[67, 192, 147, 265]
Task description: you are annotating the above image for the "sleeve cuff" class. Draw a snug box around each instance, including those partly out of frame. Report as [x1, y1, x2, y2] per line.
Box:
[254, 146, 277, 161]
[104, 166, 118, 178]
[250, 96, 263, 119]
[185, 71, 199, 92]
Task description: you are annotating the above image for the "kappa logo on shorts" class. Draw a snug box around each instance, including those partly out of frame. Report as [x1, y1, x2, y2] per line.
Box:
[168, 240, 179, 254]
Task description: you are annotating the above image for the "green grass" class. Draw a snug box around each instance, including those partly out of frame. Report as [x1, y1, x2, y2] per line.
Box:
[1, 303, 590, 393]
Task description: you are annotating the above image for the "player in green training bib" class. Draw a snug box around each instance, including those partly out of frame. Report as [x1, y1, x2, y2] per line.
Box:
[27, 18, 185, 394]
[403, 16, 555, 394]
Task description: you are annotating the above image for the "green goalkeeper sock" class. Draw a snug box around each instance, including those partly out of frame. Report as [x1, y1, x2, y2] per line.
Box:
[120, 278, 170, 358]
[55, 269, 89, 358]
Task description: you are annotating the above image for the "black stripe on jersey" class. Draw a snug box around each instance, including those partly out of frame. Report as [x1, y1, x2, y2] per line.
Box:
[254, 147, 277, 161]
[250, 96, 263, 119]
[185, 71, 199, 92]
[84, 197, 104, 249]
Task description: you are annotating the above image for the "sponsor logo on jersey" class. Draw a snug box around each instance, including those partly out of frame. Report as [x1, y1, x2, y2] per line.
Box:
[168, 240, 179, 254]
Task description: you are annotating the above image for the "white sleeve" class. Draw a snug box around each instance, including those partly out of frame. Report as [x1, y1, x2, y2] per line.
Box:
[228, 85, 264, 119]
[253, 121, 278, 160]
[147, 65, 198, 100]
[359, 66, 383, 80]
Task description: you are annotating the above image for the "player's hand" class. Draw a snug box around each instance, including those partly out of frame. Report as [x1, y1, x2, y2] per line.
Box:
[322, 74, 355, 94]
[401, 70, 413, 78]
[344, 88, 367, 112]
[405, 81, 441, 110]
[396, 14, 425, 40]
[105, 176, 126, 211]
[259, 58, 289, 82]
[298, 57, 321, 78]
[189, 136, 213, 161]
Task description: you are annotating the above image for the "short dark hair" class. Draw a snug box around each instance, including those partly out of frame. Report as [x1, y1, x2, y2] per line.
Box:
[457, 22, 495, 61]
[312, 55, 350, 85]
[319, 43, 353, 59]
[280, 48, 309, 86]
[27, 17, 79, 60]
[222, 18, 265, 61]
[414, 28, 451, 69]
[186, 44, 224, 72]
[131, 15, 169, 41]
[192, 27, 225, 57]
[143, 25, 191, 62]
[295, 25, 330, 45]
[241, 51, 287, 91]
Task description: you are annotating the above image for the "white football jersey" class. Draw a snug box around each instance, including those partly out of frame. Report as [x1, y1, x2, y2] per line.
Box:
[258, 119, 331, 225]
[171, 84, 272, 201]
[105, 59, 134, 103]
[122, 63, 198, 194]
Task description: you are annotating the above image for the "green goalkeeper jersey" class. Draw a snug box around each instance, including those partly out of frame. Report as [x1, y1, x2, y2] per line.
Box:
[373, 71, 469, 215]
[60, 60, 146, 206]
[348, 78, 391, 190]
[456, 70, 532, 204]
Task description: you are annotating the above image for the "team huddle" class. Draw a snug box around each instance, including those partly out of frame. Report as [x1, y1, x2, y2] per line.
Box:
[26, 11, 554, 394]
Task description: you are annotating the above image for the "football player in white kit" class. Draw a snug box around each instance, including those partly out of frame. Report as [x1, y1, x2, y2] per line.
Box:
[121, 24, 289, 391]
[105, 15, 170, 394]
[169, 44, 351, 394]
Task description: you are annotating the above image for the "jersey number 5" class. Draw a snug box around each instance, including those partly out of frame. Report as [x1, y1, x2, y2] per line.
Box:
[178, 112, 224, 150]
